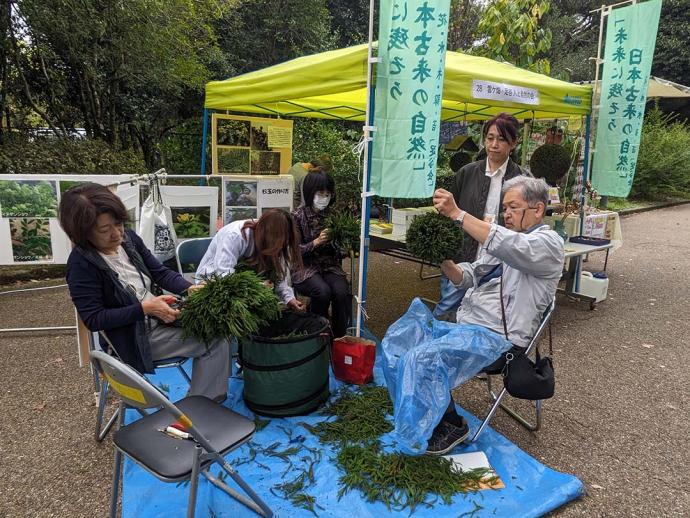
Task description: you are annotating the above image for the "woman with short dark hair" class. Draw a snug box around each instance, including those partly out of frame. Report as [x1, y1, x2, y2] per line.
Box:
[291, 171, 351, 337]
[436, 112, 529, 320]
[59, 183, 230, 401]
[195, 209, 305, 311]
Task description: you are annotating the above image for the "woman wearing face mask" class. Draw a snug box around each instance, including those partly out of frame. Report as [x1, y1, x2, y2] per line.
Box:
[291, 171, 351, 337]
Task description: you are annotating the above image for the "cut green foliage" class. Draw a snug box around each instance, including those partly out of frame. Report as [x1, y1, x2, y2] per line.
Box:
[406, 212, 464, 264]
[301, 386, 496, 513]
[337, 442, 495, 513]
[325, 212, 361, 252]
[529, 144, 572, 185]
[180, 271, 280, 345]
[303, 386, 393, 445]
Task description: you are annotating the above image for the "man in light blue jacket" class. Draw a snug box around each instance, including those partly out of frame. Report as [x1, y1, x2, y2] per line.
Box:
[393, 176, 564, 455]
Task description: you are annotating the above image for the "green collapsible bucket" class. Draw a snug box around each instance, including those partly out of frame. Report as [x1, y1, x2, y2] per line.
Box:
[239, 311, 330, 417]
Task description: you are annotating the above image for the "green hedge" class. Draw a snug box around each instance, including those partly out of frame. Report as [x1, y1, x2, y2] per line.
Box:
[0, 136, 147, 175]
[292, 119, 362, 213]
[631, 107, 690, 199]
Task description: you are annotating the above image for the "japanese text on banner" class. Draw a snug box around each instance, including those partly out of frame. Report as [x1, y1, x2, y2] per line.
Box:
[371, 0, 451, 198]
[591, 0, 661, 197]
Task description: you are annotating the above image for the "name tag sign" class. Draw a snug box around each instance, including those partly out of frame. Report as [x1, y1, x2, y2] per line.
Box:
[472, 80, 540, 106]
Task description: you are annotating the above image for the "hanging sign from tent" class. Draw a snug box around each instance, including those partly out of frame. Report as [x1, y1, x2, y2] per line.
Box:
[371, 0, 451, 198]
[591, 0, 661, 197]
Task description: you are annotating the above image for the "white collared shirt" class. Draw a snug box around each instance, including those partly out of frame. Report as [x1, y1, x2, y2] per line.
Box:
[484, 157, 509, 222]
[476, 158, 509, 259]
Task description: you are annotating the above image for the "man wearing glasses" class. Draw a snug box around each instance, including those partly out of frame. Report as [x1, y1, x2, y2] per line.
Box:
[396, 176, 564, 455]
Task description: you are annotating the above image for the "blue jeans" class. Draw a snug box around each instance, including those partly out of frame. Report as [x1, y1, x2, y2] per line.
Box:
[433, 274, 466, 318]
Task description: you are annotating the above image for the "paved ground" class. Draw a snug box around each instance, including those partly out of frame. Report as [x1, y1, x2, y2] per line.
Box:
[1, 205, 689, 517]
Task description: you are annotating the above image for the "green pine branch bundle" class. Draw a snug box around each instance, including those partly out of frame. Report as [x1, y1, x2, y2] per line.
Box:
[180, 271, 281, 345]
[406, 212, 464, 264]
[325, 212, 361, 252]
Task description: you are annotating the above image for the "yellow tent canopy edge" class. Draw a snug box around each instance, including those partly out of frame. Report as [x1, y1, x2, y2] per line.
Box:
[205, 43, 592, 121]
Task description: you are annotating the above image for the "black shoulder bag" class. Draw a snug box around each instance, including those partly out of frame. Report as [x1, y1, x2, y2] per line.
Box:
[499, 273, 555, 400]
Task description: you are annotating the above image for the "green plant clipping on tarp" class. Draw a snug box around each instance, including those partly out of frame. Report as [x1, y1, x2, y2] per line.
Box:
[591, 0, 661, 197]
[371, 0, 451, 198]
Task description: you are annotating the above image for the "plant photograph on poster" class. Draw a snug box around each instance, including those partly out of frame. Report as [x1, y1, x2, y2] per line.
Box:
[225, 207, 257, 224]
[250, 122, 270, 150]
[171, 206, 211, 239]
[216, 119, 250, 147]
[218, 148, 250, 174]
[251, 150, 281, 175]
[261, 206, 290, 215]
[225, 181, 257, 207]
[10, 218, 53, 262]
[58, 180, 91, 195]
[0, 180, 58, 218]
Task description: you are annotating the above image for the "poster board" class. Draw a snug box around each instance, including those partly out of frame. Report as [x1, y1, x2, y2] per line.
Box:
[0, 174, 135, 266]
[159, 185, 219, 241]
[211, 114, 293, 176]
[222, 175, 293, 224]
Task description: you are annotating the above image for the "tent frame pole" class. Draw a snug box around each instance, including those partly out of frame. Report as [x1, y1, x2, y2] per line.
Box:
[355, 0, 378, 338]
[200, 108, 210, 175]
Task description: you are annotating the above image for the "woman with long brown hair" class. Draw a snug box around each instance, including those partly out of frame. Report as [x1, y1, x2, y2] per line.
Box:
[196, 209, 305, 310]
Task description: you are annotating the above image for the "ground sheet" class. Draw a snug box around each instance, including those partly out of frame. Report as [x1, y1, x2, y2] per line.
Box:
[121, 331, 583, 517]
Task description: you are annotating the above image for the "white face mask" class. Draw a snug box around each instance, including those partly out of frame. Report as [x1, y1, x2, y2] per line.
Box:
[313, 193, 331, 211]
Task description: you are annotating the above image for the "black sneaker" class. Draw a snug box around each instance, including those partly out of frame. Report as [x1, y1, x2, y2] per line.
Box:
[425, 417, 470, 455]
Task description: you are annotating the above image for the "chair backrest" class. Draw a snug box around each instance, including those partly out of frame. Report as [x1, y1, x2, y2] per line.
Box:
[176, 237, 212, 282]
[524, 299, 555, 355]
[90, 350, 173, 410]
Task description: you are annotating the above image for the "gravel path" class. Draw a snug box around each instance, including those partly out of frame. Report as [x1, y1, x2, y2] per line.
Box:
[1, 205, 688, 517]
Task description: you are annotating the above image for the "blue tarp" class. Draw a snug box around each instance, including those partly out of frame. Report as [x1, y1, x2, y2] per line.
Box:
[121, 328, 583, 517]
[382, 298, 513, 454]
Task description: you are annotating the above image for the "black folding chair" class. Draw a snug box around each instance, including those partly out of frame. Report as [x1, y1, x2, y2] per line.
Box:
[90, 350, 273, 518]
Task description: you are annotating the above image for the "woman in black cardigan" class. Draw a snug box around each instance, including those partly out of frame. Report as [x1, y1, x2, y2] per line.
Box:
[59, 183, 229, 401]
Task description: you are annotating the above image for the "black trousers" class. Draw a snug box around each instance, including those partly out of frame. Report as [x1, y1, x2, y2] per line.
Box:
[294, 271, 352, 338]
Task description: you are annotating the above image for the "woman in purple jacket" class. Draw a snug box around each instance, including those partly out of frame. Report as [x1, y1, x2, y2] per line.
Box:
[59, 183, 229, 401]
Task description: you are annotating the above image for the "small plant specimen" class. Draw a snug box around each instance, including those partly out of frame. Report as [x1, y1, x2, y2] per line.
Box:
[529, 144, 572, 185]
[324, 212, 360, 252]
[406, 212, 464, 264]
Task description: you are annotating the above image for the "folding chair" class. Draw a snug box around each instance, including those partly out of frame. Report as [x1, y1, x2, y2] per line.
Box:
[90, 350, 273, 518]
[470, 300, 555, 442]
[176, 237, 213, 282]
[93, 331, 192, 442]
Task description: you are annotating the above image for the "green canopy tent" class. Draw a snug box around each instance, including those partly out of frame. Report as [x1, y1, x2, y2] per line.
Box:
[204, 43, 592, 124]
[201, 43, 594, 334]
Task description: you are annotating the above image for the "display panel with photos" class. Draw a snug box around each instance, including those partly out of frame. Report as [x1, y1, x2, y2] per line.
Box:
[212, 114, 293, 176]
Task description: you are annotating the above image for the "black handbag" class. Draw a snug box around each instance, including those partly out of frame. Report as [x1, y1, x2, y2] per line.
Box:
[503, 349, 555, 400]
[498, 272, 555, 400]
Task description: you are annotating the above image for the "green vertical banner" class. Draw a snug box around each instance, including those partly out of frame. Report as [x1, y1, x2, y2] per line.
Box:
[371, 0, 451, 198]
[591, 0, 661, 197]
